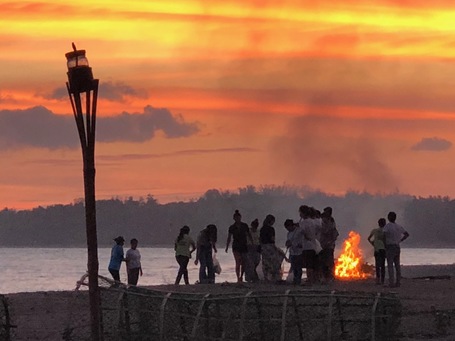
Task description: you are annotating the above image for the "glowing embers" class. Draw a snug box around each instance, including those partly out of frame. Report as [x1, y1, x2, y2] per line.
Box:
[335, 231, 372, 280]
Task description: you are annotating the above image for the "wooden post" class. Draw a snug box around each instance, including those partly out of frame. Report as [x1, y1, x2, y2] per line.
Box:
[66, 80, 101, 341]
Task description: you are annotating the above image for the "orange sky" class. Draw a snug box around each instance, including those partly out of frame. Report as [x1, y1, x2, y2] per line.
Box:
[2, 0, 455, 209]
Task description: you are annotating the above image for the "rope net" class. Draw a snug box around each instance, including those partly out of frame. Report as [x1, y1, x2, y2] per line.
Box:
[64, 274, 402, 341]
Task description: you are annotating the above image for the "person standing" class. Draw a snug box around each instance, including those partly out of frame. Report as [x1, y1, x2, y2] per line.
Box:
[260, 214, 285, 281]
[383, 211, 410, 287]
[108, 236, 125, 283]
[174, 225, 196, 285]
[299, 205, 318, 285]
[125, 238, 143, 285]
[225, 210, 253, 283]
[319, 207, 339, 283]
[247, 218, 261, 282]
[195, 224, 218, 284]
[368, 218, 386, 285]
[285, 219, 304, 285]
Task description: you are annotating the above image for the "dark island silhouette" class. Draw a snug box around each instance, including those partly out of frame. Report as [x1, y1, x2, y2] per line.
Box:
[0, 185, 454, 248]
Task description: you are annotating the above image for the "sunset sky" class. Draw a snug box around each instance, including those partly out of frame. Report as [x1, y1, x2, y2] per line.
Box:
[2, 0, 455, 210]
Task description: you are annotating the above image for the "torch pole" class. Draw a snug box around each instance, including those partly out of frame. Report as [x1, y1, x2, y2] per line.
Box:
[67, 80, 102, 340]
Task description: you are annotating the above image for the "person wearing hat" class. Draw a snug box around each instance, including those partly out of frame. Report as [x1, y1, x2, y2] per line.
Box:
[108, 236, 125, 283]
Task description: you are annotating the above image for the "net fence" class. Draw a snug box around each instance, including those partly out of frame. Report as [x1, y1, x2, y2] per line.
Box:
[62, 275, 402, 341]
[0, 294, 15, 341]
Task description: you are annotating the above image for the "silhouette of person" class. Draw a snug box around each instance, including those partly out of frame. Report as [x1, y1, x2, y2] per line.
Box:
[125, 238, 142, 285]
[174, 226, 196, 285]
[383, 211, 409, 287]
[108, 236, 125, 283]
[195, 224, 218, 284]
[299, 205, 318, 284]
[285, 219, 304, 285]
[260, 214, 286, 281]
[247, 218, 261, 282]
[225, 210, 253, 283]
[368, 218, 386, 285]
[319, 207, 339, 282]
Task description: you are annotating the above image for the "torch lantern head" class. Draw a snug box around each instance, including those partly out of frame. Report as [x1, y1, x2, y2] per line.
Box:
[65, 48, 94, 93]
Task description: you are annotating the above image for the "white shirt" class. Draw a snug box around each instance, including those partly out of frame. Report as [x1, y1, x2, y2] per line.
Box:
[299, 218, 318, 251]
[125, 248, 141, 269]
[383, 222, 407, 246]
[286, 226, 304, 256]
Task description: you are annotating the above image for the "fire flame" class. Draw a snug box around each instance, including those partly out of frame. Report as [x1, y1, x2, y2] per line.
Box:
[335, 231, 372, 279]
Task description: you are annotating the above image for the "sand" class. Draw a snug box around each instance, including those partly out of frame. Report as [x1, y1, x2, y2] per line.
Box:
[4, 264, 455, 340]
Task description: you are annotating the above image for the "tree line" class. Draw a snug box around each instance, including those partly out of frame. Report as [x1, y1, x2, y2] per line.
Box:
[0, 186, 454, 248]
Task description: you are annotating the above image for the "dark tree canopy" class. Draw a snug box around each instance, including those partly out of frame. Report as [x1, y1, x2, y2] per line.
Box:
[0, 187, 453, 248]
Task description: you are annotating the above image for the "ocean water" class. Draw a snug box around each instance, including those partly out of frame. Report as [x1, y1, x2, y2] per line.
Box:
[0, 247, 454, 294]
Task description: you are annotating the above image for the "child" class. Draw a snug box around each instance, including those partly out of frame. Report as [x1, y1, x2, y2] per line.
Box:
[125, 238, 143, 285]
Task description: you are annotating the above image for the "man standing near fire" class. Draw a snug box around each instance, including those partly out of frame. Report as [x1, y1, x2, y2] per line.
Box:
[383, 211, 409, 288]
[368, 218, 386, 285]
[319, 207, 339, 283]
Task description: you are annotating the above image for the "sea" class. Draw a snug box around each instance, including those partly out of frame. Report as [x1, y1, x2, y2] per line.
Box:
[1, 247, 454, 294]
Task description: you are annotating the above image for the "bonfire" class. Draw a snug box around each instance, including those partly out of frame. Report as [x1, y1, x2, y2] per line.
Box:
[335, 231, 373, 280]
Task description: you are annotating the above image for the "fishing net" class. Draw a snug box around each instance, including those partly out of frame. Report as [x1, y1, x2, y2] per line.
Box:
[0, 294, 15, 341]
[64, 274, 402, 341]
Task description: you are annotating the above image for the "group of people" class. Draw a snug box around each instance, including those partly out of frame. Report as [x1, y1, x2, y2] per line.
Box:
[368, 211, 410, 287]
[191, 205, 340, 286]
[107, 208, 410, 288]
[108, 236, 143, 285]
[221, 206, 341, 286]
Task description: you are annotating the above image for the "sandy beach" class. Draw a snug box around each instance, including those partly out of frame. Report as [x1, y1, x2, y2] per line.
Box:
[4, 264, 455, 340]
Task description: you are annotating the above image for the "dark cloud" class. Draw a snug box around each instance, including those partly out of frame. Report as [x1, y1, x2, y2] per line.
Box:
[0, 105, 199, 150]
[97, 147, 259, 162]
[43, 81, 147, 102]
[411, 137, 452, 152]
[98, 105, 199, 142]
[0, 106, 76, 149]
[99, 81, 148, 101]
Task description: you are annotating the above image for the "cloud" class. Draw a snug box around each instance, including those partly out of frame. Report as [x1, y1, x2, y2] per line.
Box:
[98, 105, 200, 142]
[411, 137, 452, 152]
[0, 105, 199, 150]
[97, 147, 260, 162]
[99, 81, 148, 101]
[0, 106, 76, 149]
[43, 81, 147, 102]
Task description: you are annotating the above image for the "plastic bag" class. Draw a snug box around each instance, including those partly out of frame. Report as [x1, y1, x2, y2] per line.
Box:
[213, 254, 222, 275]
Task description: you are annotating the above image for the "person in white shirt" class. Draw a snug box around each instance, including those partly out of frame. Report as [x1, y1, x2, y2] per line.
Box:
[383, 211, 409, 287]
[125, 238, 143, 285]
[299, 205, 319, 284]
[285, 219, 304, 285]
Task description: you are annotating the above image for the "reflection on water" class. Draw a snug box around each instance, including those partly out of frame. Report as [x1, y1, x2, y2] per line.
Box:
[0, 247, 453, 294]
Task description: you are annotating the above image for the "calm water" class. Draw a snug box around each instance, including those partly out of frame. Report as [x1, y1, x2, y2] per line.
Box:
[0, 247, 454, 294]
